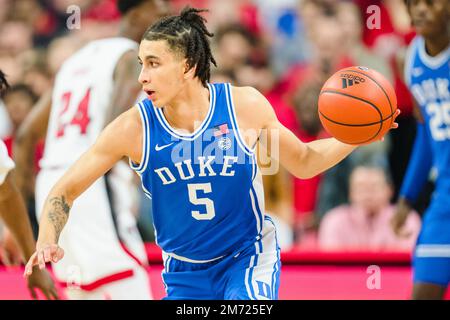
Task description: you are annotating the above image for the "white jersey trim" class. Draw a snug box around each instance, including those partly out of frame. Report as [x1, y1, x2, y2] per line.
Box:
[129, 102, 150, 174]
[417, 36, 450, 70]
[224, 83, 255, 156]
[404, 37, 418, 87]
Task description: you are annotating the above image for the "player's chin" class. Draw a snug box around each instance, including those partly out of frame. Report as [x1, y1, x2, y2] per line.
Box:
[148, 95, 163, 107]
[152, 99, 164, 108]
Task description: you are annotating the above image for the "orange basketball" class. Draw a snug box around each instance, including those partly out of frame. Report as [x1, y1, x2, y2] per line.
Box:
[318, 66, 397, 145]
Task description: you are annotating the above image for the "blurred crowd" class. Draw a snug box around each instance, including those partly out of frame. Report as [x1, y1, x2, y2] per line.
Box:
[0, 0, 429, 253]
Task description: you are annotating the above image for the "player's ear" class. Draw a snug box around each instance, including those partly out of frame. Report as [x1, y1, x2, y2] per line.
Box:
[183, 61, 196, 80]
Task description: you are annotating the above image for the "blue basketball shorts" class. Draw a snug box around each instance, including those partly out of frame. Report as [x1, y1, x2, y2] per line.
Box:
[161, 217, 281, 300]
[413, 200, 450, 287]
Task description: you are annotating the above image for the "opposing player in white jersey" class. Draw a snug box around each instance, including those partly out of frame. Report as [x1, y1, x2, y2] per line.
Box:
[0, 71, 58, 299]
[14, 0, 169, 299]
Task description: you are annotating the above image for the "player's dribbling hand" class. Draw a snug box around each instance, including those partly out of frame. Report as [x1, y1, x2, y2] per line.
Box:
[391, 197, 412, 238]
[27, 267, 59, 300]
[24, 244, 64, 277]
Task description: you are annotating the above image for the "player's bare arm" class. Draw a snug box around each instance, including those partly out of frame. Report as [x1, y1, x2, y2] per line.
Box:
[24, 107, 143, 276]
[14, 90, 52, 199]
[233, 86, 398, 179]
[391, 96, 425, 236]
[0, 174, 38, 262]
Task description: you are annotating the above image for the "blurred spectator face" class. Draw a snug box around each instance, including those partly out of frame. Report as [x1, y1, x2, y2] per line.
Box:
[208, 0, 240, 30]
[0, 21, 33, 55]
[349, 166, 392, 215]
[299, 0, 323, 33]
[216, 28, 253, 71]
[337, 2, 362, 47]
[3, 85, 36, 129]
[10, 0, 43, 25]
[406, 0, 449, 38]
[0, 55, 23, 85]
[309, 16, 344, 69]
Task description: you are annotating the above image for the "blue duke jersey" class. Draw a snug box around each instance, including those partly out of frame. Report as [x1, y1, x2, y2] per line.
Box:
[403, 36, 450, 209]
[130, 83, 265, 262]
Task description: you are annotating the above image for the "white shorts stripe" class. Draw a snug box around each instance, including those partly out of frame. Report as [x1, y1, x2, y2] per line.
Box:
[265, 216, 280, 299]
[163, 251, 224, 264]
[245, 254, 257, 300]
[245, 220, 279, 300]
[249, 189, 262, 235]
[416, 245, 450, 258]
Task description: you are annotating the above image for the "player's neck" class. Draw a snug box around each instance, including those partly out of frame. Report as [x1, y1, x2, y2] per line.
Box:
[424, 33, 450, 57]
[163, 82, 211, 134]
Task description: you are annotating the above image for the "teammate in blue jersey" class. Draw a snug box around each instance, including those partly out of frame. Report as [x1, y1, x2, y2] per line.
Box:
[24, 7, 398, 300]
[392, 0, 450, 300]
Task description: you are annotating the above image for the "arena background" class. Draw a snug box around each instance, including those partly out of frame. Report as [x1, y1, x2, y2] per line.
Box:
[0, 0, 447, 299]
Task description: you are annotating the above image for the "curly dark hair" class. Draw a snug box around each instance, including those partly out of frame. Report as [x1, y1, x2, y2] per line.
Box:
[142, 6, 217, 87]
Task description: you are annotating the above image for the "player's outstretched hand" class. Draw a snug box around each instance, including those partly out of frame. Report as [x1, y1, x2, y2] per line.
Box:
[391, 109, 401, 129]
[391, 197, 412, 238]
[26, 267, 59, 300]
[24, 244, 64, 277]
[380, 109, 401, 141]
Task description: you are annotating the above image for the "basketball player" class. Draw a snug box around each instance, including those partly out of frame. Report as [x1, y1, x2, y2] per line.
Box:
[391, 0, 450, 299]
[24, 7, 399, 300]
[15, 0, 169, 299]
[0, 70, 58, 299]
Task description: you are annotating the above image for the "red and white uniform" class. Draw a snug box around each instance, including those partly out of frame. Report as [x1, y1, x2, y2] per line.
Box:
[37, 38, 151, 299]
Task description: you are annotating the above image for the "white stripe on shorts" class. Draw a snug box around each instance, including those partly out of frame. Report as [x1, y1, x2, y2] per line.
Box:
[416, 245, 450, 258]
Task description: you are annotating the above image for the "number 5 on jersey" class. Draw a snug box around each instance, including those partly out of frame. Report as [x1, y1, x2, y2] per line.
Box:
[188, 183, 216, 220]
[56, 88, 92, 138]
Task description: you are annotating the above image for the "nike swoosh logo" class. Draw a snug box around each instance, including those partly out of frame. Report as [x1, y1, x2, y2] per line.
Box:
[155, 142, 174, 151]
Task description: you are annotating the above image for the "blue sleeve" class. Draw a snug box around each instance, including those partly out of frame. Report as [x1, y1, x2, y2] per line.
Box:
[399, 122, 433, 203]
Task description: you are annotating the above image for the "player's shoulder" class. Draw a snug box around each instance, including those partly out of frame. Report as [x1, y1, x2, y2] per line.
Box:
[403, 36, 422, 86]
[117, 105, 142, 131]
[229, 85, 276, 124]
[404, 36, 421, 61]
[230, 85, 264, 106]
